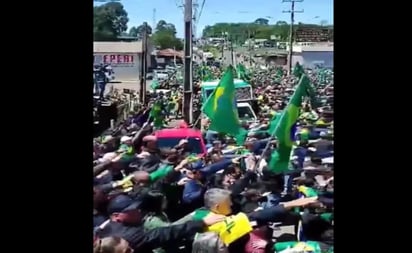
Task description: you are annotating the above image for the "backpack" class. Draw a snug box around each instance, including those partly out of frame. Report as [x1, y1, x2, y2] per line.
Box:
[192, 232, 228, 253]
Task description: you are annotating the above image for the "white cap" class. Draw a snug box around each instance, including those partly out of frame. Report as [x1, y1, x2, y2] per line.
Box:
[120, 136, 132, 143]
[102, 135, 114, 144]
[136, 151, 151, 158]
[320, 132, 328, 137]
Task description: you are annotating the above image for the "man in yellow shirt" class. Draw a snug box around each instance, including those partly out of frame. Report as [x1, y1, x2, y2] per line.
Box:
[192, 188, 319, 247]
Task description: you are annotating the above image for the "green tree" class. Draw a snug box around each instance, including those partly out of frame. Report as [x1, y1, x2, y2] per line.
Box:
[254, 18, 269, 25]
[152, 20, 182, 50]
[129, 22, 152, 39]
[152, 31, 183, 50]
[94, 2, 129, 41]
[128, 27, 139, 37]
[202, 21, 297, 43]
[155, 20, 177, 34]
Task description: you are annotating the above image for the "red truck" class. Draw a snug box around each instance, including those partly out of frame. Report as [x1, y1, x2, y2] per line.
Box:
[154, 128, 207, 156]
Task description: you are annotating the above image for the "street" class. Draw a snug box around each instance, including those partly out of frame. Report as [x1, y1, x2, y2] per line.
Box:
[222, 49, 256, 68]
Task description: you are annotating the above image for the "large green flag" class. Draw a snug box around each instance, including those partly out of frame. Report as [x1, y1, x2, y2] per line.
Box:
[292, 63, 318, 109]
[202, 66, 240, 136]
[268, 75, 311, 173]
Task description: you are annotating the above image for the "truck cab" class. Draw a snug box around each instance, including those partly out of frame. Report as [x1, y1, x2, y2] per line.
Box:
[236, 102, 258, 123]
[154, 128, 207, 156]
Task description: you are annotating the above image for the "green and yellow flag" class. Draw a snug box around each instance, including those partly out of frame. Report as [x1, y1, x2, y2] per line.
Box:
[292, 63, 319, 109]
[202, 66, 240, 136]
[268, 75, 311, 173]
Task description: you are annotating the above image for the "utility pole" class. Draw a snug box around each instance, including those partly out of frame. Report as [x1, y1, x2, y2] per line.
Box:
[183, 0, 193, 124]
[282, 0, 304, 75]
[139, 22, 148, 105]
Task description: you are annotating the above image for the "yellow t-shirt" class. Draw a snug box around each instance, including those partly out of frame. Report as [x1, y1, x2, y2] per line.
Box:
[206, 212, 253, 246]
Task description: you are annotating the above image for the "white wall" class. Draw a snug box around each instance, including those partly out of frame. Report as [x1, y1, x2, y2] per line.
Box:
[94, 53, 140, 81]
[292, 51, 333, 69]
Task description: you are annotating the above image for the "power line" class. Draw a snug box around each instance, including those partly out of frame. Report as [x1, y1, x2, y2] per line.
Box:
[175, 0, 184, 13]
[197, 0, 206, 25]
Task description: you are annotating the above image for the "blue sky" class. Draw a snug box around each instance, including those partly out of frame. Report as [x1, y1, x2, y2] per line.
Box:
[94, 0, 333, 38]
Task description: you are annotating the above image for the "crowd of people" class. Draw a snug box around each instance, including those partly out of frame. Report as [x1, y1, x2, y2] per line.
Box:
[93, 62, 334, 253]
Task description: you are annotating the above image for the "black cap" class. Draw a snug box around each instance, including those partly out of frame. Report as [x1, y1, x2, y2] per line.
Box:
[107, 194, 142, 214]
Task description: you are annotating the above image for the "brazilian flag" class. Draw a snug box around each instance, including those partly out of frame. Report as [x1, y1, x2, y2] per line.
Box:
[268, 75, 311, 173]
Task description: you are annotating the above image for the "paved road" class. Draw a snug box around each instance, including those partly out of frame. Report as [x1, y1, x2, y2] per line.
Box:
[223, 49, 256, 68]
[222, 50, 234, 66]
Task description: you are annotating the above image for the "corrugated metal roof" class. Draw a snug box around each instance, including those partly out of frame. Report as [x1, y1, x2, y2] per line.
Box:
[157, 48, 184, 58]
[94, 41, 143, 53]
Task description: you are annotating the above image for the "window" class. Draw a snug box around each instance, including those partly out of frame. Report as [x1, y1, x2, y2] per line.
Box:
[237, 106, 254, 120]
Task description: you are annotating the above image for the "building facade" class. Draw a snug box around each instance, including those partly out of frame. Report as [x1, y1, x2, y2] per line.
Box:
[290, 43, 334, 69]
[93, 41, 152, 81]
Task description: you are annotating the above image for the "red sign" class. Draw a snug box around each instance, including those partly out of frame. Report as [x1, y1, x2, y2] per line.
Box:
[103, 54, 134, 64]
